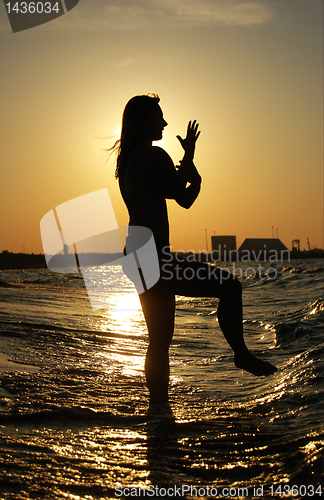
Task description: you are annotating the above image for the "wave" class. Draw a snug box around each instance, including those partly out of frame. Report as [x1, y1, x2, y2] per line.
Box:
[278, 299, 323, 323]
[0, 280, 25, 289]
[0, 404, 174, 426]
[0, 319, 143, 342]
[275, 323, 323, 348]
[19, 274, 84, 285]
[272, 300, 324, 348]
[282, 266, 324, 274]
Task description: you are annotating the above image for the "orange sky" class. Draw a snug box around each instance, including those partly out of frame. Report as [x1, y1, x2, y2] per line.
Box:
[0, 0, 323, 254]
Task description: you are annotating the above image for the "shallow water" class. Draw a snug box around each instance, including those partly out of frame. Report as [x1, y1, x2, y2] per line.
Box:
[0, 259, 323, 499]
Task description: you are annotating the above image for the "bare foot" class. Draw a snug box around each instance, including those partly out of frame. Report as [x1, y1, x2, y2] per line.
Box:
[234, 352, 277, 376]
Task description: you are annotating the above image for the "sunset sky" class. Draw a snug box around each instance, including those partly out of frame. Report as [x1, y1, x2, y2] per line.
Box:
[1, 0, 323, 254]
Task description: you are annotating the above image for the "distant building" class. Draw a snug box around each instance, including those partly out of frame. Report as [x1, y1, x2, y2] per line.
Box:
[211, 235, 238, 261]
[238, 238, 290, 261]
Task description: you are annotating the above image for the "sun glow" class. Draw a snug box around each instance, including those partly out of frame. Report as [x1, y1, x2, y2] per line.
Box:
[111, 292, 141, 320]
[113, 122, 122, 146]
[101, 292, 142, 335]
[90, 292, 145, 377]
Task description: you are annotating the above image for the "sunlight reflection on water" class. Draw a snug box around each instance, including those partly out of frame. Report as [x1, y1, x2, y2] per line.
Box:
[0, 261, 323, 497]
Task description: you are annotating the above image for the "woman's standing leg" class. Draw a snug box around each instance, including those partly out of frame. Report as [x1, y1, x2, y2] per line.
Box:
[140, 288, 175, 403]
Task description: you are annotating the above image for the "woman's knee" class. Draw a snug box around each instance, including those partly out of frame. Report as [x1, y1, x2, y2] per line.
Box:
[233, 275, 242, 294]
[148, 338, 172, 355]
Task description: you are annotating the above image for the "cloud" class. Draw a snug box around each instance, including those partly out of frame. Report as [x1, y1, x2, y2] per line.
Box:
[100, 0, 274, 29]
[0, 0, 273, 35]
[48, 0, 274, 33]
[166, 0, 273, 26]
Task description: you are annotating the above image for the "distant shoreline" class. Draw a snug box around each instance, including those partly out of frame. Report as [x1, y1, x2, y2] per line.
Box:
[0, 252, 47, 270]
[0, 249, 323, 271]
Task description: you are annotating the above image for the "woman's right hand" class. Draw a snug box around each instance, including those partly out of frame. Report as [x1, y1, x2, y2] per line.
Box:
[176, 120, 200, 161]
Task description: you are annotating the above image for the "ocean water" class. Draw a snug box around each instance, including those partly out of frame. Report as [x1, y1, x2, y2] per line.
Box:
[0, 258, 323, 499]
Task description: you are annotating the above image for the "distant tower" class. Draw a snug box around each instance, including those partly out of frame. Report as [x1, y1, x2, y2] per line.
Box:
[292, 239, 300, 251]
[63, 244, 68, 256]
[211, 235, 237, 261]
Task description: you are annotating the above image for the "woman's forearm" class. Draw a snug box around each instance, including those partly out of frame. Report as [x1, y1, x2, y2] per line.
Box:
[184, 177, 201, 208]
[175, 172, 201, 209]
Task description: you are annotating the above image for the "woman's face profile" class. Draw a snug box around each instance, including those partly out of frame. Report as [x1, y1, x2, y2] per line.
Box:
[142, 105, 168, 142]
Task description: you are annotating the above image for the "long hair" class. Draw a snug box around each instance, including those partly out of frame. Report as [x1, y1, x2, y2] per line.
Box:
[108, 93, 160, 179]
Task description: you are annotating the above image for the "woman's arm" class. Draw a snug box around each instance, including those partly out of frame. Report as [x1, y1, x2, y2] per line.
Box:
[172, 119, 202, 208]
[177, 168, 201, 209]
[151, 146, 201, 209]
[177, 157, 201, 186]
[176, 120, 201, 185]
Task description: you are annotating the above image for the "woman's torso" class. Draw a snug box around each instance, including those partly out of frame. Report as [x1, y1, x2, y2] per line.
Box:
[119, 146, 170, 244]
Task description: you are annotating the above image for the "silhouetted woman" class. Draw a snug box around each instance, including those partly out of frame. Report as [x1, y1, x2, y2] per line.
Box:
[111, 94, 277, 405]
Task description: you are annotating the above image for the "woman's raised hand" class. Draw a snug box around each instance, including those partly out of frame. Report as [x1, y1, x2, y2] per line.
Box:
[176, 120, 200, 160]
